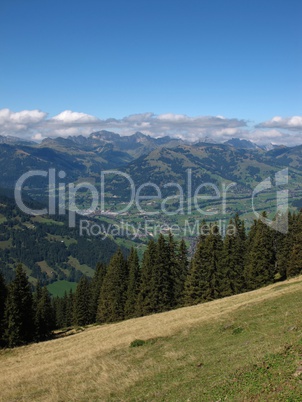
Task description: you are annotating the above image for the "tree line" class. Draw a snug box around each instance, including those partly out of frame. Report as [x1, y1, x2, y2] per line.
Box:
[1, 211, 302, 348]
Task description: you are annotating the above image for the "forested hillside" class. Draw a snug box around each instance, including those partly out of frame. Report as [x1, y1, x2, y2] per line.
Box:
[1, 210, 302, 348]
[0, 194, 128, 286]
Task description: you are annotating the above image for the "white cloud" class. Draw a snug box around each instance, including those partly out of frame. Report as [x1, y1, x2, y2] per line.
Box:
[0, 108, 47, 137]
[257, 116, 302, 131]
[51, 110, 99, 124]
[0, 108, 301, 146]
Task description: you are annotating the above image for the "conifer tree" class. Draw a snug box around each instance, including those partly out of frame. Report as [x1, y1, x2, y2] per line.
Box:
[184, 222, 222, 304]
[136, 240, 157, 316]
[74, 276, 92, 326]
[183, 231, 207, 305]
[274, 212, 293, 280]
[66, 289, 75, 327]
[287, 241, 302, 277]
[244, 213, 276, 290]
[173, 238, 189, 306]
[124, 248, 140, 318]
[220, 215, 246, 296]
[286, 211, 302, 278]
[97, 249, 128, 323]
[53, 296, 64, 329]
[33, 281, 43, 339]
[4, 264, 34, 347]
[150, 234, 173, 312]
[35, 286, 53, 341]
[90, 263, 107, 322]
[56, 292, 67, 328]
[183, 259, 199, 305]
[199, 224, 223, 301]
[0, 272, 7, 345]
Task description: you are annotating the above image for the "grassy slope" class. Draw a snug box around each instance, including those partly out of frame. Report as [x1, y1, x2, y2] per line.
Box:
[47, 280, 78, 297]
[1, 278, 302, 401]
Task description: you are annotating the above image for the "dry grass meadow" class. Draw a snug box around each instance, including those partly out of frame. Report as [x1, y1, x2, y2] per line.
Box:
[1, 276, 302, 401]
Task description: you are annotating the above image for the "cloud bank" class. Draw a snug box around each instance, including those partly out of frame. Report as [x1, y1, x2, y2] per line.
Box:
[0, 108, 301, 146]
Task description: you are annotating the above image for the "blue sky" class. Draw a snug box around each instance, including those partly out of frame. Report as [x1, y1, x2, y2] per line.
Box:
[0, 0, 301, 144]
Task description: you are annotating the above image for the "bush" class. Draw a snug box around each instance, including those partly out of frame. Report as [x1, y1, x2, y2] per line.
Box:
[130, 339, 146, 347]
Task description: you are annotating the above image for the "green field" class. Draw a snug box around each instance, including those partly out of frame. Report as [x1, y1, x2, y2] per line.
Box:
[47, 280, 77, 297]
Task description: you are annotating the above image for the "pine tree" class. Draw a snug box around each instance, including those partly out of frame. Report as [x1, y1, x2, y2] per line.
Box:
[0, 272, 7, 345]
[65, 289, 75, 327]
[287, 211, 302, 278]
[4, 264, 34, 347]
[90, 262, 107, 323]
[220, 215, 246, 296]
[124, 248, 140, 319]
[183, 232, 207, 305]
[150, 234, 173, 312]
[183, 259, 199, 305]
[53, 296, 63, 329]
[244, 213, 276, 290]
[199, 224, 223, 301]
[74, 276, 92, 326]
[287, 241, 302, 277]
[173, 238, 188, 306]
[97, 249, 128, 323]
[35, 286, 53, 341]
[183, 223, 223, 305]
[55, 292, 67, 329]
[33, 281, 43, 340]
[136, 240, 157, 316]
[275, 212, 293, 280]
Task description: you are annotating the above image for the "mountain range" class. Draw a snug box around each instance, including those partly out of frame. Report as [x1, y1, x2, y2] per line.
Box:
[0, 131, 300, 194]
[1, 130, 302, 288]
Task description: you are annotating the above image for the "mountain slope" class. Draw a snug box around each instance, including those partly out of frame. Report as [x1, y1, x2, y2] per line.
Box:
[40, 130, 185, 159]
[0, 193, 129, 287]
[124, 142, 297, 191]
[0, 276, 302, 401]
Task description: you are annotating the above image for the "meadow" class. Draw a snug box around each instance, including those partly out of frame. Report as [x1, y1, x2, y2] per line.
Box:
[1, 276, 302, 401]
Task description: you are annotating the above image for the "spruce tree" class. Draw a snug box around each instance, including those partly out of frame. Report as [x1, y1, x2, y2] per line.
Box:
[97, 249, 128, 323]
[4, 264, 34, 347]
[57, 292, 67, 328]
[183, 232, 207, 305]
[275, 212, 293, 280]
[173, 238, 189, 306]
[90, 263, 107, 323]
[244, 213, 276, 290]
[220, 215, 246, 296]
[150, 234, 173, 312]
[287, 241, 302, 277]
[66, 289, 75, 327]
[33, 281, 43, 340]
[183, 259, 200, 305]
[136, 240, 157, 316]
[35, 286, 53, 341]
[287, 211, 302, 278]
[74, 276, 92, 326]
[183, 223, 223, 305]
[199, 224, 223, 301]
[124, 248, 140, 319]
[0, 272, 7, 345]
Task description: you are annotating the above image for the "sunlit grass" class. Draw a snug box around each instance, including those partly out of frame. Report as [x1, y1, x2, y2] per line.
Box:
[1, 276, 302, 401]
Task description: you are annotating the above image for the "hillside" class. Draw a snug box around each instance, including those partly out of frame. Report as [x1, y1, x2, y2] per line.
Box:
[0, 193, 131, 291]
[1, 276, 302, 401]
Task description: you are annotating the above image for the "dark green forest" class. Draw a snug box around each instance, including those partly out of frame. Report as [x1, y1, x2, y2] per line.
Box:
[0, 194, 129, 284]
[1, 210, 302, 348]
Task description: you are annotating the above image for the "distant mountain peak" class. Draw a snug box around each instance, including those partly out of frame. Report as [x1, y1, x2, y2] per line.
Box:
[196, 136, 219, 144]
[89, 130, 121, 140]
[0, 135, 36, 146]
[224, 138, 260, 150]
